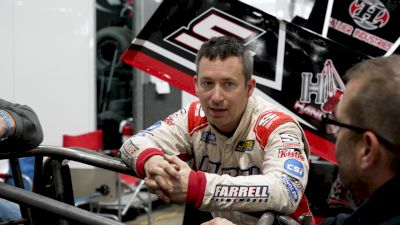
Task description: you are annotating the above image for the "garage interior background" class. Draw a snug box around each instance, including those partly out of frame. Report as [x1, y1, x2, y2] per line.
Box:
[0, 0, 314, 148]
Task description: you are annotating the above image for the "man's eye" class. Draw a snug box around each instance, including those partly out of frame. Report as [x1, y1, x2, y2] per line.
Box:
[223, 82, 235, 89]
[201, 81, 212, 87]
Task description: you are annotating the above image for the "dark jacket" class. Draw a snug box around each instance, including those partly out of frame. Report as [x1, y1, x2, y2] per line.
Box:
[0, 98, 43, 151]
[319, 175, 400, 225]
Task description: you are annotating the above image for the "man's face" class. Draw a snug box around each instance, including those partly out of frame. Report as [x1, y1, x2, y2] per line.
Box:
[194, 56, 255, 133]
[334, 80, 363, 191]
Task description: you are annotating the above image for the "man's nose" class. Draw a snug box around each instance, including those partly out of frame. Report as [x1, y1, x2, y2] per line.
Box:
[211, 85, 224, 103]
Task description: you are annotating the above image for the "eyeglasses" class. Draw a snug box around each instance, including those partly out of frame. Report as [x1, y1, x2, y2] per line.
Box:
[321, 113, 366, 135]
[321, 113, 396, 150]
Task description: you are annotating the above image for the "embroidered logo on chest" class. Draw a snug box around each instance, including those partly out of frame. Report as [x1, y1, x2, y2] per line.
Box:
[235, 140, 255, 152]
[201, 131, 216, 145]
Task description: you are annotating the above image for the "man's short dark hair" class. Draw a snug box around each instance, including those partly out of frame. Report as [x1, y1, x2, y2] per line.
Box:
[344, 55, 400, 149]
[195, 36, 253, 81]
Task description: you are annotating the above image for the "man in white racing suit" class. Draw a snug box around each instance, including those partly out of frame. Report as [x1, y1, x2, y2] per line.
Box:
[120, 36, 314, 225]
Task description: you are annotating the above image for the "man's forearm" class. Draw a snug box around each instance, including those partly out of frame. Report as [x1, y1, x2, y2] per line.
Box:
[0, 99, 43, 150]
[0, 110, 15, 139]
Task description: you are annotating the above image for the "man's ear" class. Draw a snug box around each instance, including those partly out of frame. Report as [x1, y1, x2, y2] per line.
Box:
[247, 77, 256, 97]
[194, 75, 199, 97]
[359, 131, 381, 170]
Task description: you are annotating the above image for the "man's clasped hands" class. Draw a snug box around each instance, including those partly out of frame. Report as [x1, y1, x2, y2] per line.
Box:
[144, 154, 191, 203]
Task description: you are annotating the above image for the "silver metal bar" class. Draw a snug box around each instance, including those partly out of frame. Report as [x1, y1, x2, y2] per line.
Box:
[0, 145, 133, 175]
[0, 182, 124, 225]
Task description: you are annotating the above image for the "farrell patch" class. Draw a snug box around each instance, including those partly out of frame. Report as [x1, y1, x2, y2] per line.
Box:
[213, 185, 269, 202]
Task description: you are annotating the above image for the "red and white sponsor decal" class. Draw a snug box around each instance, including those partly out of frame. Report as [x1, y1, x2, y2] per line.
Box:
[278, 149, 305, 161]
[297, 59, 345, 118]
[348, 0, 389, 31]
[279, 132, 301, 149]
[254, 111, 294, 149]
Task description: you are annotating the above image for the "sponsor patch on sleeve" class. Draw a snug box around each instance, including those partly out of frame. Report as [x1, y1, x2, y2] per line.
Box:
[280, 175, 299, 206]
[279, 132, 301, 149]
[135, 121, 162, 136]
[278, 148, 305, 161]
[290, 176, 304, 193]
[212, 184, 269, 202]
[253, 110, 294, 149]
[122, 140, 140, 155]
[135, 131, 146, 137]
[284, 159, 304, 178]
[146, 120, 162, 131]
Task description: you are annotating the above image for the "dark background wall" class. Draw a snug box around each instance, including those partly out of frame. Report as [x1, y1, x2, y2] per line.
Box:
[143, 83, 182, 128]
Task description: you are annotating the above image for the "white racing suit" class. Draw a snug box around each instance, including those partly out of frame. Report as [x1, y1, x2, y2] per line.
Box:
[120, 96, 313, 225]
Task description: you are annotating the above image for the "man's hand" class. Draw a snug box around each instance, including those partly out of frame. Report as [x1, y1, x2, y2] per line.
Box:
[144, 154, 180, 203]
[162, 154, 192, 203]
[200, 217, 236, 225]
